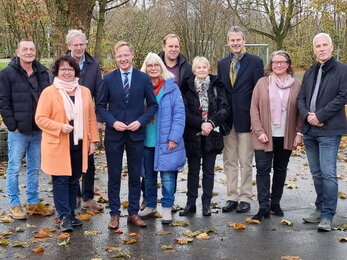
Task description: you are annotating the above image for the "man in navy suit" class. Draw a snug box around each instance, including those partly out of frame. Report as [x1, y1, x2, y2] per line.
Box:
[298, 33, 347, 231]
[97, 41, 158, 229]
[217, 26, 263, 214]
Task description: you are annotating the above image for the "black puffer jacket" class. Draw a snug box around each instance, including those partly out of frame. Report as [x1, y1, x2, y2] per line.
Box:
[182, 75, 229, 157]
[0, 57, 49, 133]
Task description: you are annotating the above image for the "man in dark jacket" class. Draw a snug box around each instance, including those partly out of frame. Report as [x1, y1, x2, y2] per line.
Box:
[158, 34, 193, 91]
[0, 39, 50, 219]
[297, 33, 347, 231]
[65, 29, 103, 211]
[217, 26, 264, 214]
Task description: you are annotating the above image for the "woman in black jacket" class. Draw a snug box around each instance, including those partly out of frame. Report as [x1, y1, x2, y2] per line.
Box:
[179, 56, 229, 216]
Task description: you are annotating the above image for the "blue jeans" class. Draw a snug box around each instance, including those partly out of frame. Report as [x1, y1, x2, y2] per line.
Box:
[304, 132, 341, 220]
[6, 131, 41, 207]
[143, 147, 176, 208]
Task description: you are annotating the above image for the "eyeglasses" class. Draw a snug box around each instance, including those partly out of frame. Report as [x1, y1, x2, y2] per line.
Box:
[272, 61, 288, 66]
[147, 64, 161, 69]
[59, 68, 75, 73]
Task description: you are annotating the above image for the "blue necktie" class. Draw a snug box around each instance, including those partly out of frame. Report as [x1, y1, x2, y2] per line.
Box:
[123, 72, 130, 103]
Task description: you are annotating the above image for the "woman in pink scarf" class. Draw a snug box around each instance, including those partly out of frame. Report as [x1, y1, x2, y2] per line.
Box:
[250, 51, 302, 221]
[35, 56, 99, 231]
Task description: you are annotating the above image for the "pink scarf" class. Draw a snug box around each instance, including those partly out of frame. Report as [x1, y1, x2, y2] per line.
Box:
[53, 77, 83, 145]
[268, 73, 294, 127]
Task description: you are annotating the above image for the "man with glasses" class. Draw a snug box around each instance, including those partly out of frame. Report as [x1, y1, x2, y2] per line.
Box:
[97, 41, 158, 229]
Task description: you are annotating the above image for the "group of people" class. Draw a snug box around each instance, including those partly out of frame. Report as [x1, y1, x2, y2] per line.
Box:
[0, 26, 345, 233]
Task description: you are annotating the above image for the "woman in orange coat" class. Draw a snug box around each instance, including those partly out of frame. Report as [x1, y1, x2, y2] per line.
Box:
[35, 55, 99, 232]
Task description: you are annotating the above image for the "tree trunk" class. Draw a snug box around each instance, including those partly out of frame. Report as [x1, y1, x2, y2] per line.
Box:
[45, 0, 95, 58]
[94, 0, 107, 64]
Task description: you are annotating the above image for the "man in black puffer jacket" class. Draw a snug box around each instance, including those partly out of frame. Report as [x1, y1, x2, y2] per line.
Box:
[0, 39, 50, 220]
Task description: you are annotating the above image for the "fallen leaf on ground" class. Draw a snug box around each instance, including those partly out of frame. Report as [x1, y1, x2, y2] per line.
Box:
[228, 222, 246, 230]
[161, 245, 173, 249]
[252, 180, 257, 185]
[338, 192, 347, 199]
[90, 258, 103, 260]
[84, 231, 101, 236]
[54, 218, 61, 224]
[154, 212, 162, 218]
[202, 227, 216, 233]
[281, 256, 302, 260]
[217, 179, 227, 184]
[0, 238, 10, 246]
[12, 253, 26, 258]
[0, 232, 13, 237]
[210, 202, 220, 209]
[0, 217, 14, 223]
[155, 231, 172, 235]
[78, 214, 92, 221]
[57, 237, 70, 246]
[126, 233, 139, 237]
[26, 224, 36, 228]
[280, 219, 294, 226]
[196, 233, 210, 240]
[114, 229, 123, 234]
[175, 238, 193, 244]
[286, 183, 297, 189]
[183, 229, 201, 237]
[34, 228, 54, 238]
[12, 240, 29, 247]
[122, 239, 137, 244]
[112, 252, 131, 258]
[97, 197, 108, 203]
[121, 201, 129, 208]
[246, 218, 260, 224]
[14, 227, 25, 232]
[93, 188, 101, 196]
[170, 221, 189, 227]
[179, 177, 187, 181]
[106, 246, 122, 252]
[176, 190, 187, 193]
[289, 177, 298, 182]
[214, 166, 223, 171]
[212, 192, 219, 196]
[56, 233, 70, 239]
[338, 237, 347, 242]
[32, 246, 45, 253]
[335, 223, 347, 231]
[164, 249, 176, 253]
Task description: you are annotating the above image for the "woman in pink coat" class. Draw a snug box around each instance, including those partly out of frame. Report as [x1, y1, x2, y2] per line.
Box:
[250, 51, 302, 221]
[35, 55, 99, 232]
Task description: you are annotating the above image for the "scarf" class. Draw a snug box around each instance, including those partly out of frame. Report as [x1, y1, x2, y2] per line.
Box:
[194, 76, 210, 121]
[229, 48, 246, 86]
[149, 78, 164, 123]
[268, 73, 294, 127]
[53, 77, 83, 145]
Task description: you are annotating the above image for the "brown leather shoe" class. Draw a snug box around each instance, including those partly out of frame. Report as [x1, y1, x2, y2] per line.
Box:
[108, 215, 120, 229]
[127, 215, 146, 227]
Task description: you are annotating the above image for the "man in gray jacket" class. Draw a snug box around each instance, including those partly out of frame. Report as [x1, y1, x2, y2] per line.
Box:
[297, 33, 347, 231]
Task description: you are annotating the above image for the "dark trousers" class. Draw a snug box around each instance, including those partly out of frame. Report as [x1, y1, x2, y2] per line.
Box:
[254, 137, 292, 209]
[52, 145, 82, 219]
[77, 154, 95, 201]
[186, 141, 217, 205]
[105, 132, 143, 216]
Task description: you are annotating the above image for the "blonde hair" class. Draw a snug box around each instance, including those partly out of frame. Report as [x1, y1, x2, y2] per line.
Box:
[163, 34, 180, 46]
[140, 52, 174, 80]
[114, 41, 134, 53]
[192, 56, 210, 73]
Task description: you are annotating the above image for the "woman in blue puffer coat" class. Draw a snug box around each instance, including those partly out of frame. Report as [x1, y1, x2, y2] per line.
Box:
[138, 52, 186, 224]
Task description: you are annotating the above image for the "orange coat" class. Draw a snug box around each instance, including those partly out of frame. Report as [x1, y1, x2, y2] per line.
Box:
[35, 85, 99, 176]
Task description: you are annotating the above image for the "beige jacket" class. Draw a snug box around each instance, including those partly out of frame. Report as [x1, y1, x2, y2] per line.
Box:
[250, 76, 302, 152]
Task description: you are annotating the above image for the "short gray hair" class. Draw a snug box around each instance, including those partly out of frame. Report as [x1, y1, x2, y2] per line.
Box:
[66, 29, 88, 45]
[192, 56, 210, 73]
[227, 26, 245, 40]
[313, 33, 332, 46]
[140, 52, 174, 80]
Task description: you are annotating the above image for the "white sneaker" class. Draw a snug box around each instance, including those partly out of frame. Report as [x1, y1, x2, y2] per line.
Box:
[138, 207, 156, 219]
[162, 207, 172, 224]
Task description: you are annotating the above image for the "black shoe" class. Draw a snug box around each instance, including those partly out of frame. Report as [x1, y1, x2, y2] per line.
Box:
[71, 216, 83, 227]
[222, 200, 238, 212]
[271, 204, 284, 217]
[236, 201, 251, 213]
[60, 216, 73, 232]
[203, 208, 211, 216]
[179, 205, 196, 216]
[252, 209, 270, 221]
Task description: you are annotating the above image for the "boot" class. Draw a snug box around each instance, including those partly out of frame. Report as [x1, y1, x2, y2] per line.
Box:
[162, 207, 172, 224]
[202, 198, 211, 217]
[179, 204, 196, 216]
[252, 208, 270, 221]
